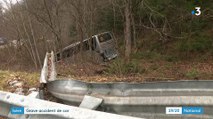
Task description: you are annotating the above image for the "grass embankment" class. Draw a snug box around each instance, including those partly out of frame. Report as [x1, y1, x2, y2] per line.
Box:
[0, 70, 39, 91]
[57, 57, 213, 83]
[0, 54, 212, 91]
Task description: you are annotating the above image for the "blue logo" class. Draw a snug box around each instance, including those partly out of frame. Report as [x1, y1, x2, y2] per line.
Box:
[182, 107, 203, 114]
[191, 10, 195, 15]
[10, 106, 24, 114]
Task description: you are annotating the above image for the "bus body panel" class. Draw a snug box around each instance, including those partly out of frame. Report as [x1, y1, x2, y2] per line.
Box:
[56, 32, 117, 62]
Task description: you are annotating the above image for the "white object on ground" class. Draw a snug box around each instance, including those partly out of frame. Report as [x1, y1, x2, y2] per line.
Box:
[79, 95, 103, 110]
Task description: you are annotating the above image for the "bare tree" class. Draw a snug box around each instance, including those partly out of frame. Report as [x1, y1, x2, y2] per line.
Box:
[67, 0, 92, 60]
[124, 0, 132, 62]
[3, 0, 40, 68]
[23, 0, 42, 68]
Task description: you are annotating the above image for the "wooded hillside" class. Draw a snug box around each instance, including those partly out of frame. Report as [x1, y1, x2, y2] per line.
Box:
[0, 0, 212, 80]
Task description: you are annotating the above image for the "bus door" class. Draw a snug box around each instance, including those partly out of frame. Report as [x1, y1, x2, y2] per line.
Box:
[91, 37, 99, 52]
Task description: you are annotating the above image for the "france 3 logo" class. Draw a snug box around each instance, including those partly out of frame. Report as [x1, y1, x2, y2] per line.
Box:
[192, 7, 201, 16]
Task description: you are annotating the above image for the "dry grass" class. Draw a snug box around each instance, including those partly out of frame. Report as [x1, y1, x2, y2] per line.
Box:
[0, 60, 212, 92]
[0, 70, 39, 91]
[57, 60, 213, 83]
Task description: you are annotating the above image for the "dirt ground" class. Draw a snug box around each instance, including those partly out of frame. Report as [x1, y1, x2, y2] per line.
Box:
[0, 59, 212, 92]
[57, 59, 213, 82]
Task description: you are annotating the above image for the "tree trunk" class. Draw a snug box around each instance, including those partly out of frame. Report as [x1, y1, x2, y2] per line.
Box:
[131, 13, 136, 49]
[14, 1, 38, 69]
[124, 0, 131, 62]
[24, 0, 42, 68]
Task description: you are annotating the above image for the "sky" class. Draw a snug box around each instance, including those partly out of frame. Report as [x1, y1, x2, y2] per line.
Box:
[0, 0, 21, 9]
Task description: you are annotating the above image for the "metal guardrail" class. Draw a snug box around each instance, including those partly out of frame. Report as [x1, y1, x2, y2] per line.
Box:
[0, 91, 143, 119]
[1, 52, 212, 119]
[47, 79, 213, 118]
[40, 52, 213, 118]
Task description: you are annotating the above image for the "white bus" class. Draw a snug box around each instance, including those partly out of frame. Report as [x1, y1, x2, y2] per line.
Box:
[56, 32, 118, 62]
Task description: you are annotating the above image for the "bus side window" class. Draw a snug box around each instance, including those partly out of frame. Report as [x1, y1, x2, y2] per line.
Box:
[62, 51, 66, 58]
[56, 53, 61, 61]
[75, 44, 81, 53]
[67, 49, 70, 57]
[91, 37, 96, 50]
[83, 40, 89, 51]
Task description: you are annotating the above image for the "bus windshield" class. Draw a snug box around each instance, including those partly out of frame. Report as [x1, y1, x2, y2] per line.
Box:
[98, 33, 112, 43]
